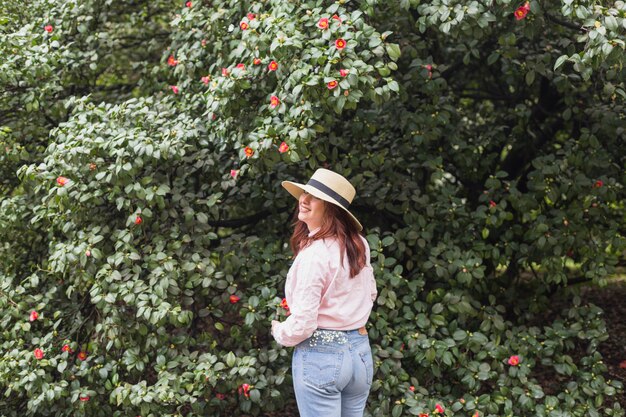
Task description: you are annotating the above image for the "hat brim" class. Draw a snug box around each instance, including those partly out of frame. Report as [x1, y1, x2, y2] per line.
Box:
[281, 180, 363, 231]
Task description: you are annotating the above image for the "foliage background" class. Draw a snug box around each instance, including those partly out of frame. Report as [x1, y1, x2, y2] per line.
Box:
[0, 0, 625, 416]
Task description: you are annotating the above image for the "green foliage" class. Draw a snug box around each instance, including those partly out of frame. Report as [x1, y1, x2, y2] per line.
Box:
[0, 0, 624, 416]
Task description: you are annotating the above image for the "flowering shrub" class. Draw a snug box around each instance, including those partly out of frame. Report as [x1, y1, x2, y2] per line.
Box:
[0, 0, 624, 416]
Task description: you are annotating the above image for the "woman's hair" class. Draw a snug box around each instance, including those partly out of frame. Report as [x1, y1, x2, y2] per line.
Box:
[289, 201, 366, 278]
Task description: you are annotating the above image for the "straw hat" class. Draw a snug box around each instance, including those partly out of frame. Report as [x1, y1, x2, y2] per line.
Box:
[282, 168, 362, 231]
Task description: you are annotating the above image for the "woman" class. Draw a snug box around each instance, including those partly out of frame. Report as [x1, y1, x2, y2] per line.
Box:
[271, 168, 377, 417]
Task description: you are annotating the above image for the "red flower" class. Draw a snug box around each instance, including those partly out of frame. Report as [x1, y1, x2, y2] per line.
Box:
[317, 18, 329, 30]
[238, 383, 251, 397]
[236, 63, 245, 70]
[79, 395, 90, 402]
[230, 169, 239, 179]
[278, 142, 289, 153]
[508, 355, 520, 366]
[472, 412, 480, 417]
[620, 360, 626, 369]
[409, 385, 415, 392]
[268, 60, 278, 71]
[44, 25, 53, 33]
[419, 414, 429, 417]
[594, 180, 603, 188]
[335, 38, 347, 50]
[222, 67, 229, 76]
[327, 80, 338, 89]
[167, 55, 178, 66]
[434, 404, 444, 414]
[135, 216, 143, 225]
[514, 2, 530, 20]
[170, 85, 179, 94]
[62, 344, 73, 353]
[34, 348, 44, 360]
[253, 58, 261, 65]
[489, 200, 497, 208]
[269, 95, 280, 108]
[424, 64, 433, 79]
[340, 69, 349, 77]
[56, 176, 69, 186]
[332, 14, 342, 23]
[201, 76, 210, 85]
[30, 311, 39, 322]
[240, 21, 249, 30]
[280, 298, 289, 310]
[201, 39, 207, 47]
[77, 351, 88, 361]
[244, 147, 254, 158]
[247, 13, 256, 20]
[230, 294, 241, 304]
[216, 393, 226, 400]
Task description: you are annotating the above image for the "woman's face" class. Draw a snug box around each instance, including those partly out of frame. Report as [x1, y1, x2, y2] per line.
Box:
[298, 191, 326, 231]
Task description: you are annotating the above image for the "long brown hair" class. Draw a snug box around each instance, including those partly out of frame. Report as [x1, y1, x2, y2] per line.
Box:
[289, 201, 366, 277]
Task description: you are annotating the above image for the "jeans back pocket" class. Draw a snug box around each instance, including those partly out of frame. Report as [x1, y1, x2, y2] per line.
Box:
[359, 350, 374, 386]
[302, 347, 344, 389]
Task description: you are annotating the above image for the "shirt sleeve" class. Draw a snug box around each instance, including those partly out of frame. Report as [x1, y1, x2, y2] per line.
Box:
[272, 248, 327, 347]
[364, 239, 378, 302]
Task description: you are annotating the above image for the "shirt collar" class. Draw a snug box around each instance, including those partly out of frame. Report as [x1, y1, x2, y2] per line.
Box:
[307, 227, 321, 237]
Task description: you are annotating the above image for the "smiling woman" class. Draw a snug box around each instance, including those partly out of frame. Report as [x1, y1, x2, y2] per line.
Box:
[271, 168, 377, 417]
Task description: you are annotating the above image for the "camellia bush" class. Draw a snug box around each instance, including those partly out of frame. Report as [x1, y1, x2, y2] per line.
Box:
[1, 0, 625, 416]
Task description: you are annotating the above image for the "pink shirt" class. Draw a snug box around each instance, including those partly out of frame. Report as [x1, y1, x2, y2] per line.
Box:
[271, 233, 377, 347]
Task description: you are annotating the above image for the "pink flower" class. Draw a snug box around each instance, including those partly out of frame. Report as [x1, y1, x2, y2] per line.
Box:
[508, 355, 520, 366]
[44, 25, 53, 33]
[268, 61, 278, 71]
[222, 67, 229, 76]
[30, 311, 39, 322]
[340, 69, 349, 77]
[332, 14, 342, 24]
[247, 13, 256, 20]
[327, 80, 338, 89]
[317, 18, 329, 30]
[514, 2, 530, 20]
[253, 58, 261, 65]
[620, 360, 626, 369]
[409, 385, 415, 391]
[135, 216, 143, 225]
[269, 95, 280, 108]
[335, 38, 347, 50]
[244, 147, 254, 158]
[167, 55, 178, 66]
[230, 169, 239, 179]
[62, 344, 73, 354]
[79, 394, 90, 402]
[238, 383, 251, 397]
[240, 21, 249, 30]
[280, 298, 289, 310]
[594, 180, 603, 188]
[236, 63, 245, 70]
[34, 348, 44, 360]
[85, 250, 91, 258]
[201, 76, 210, 85]
[170, 85, 179, 94]
[434, 404, 444, 414]
[489, 200, 497, 208]
[216, 393, 226, 400]
[278, 142, 289, 153]
[56, 176, 69, 186]
[230, 294, 240, 303]
[77, 351, 88, 361]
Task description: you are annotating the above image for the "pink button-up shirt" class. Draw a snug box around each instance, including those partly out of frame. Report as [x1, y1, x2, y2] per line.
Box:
[271, 232, 377, 347]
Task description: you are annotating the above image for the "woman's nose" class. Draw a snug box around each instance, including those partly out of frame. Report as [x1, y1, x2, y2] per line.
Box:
[300, 193, 311, 203]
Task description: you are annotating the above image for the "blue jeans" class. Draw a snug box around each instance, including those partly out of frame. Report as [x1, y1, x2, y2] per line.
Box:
[292, 329, 374, 417]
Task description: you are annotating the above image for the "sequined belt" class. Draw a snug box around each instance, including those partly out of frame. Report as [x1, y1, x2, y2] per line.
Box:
[309, 326, 368, 346]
